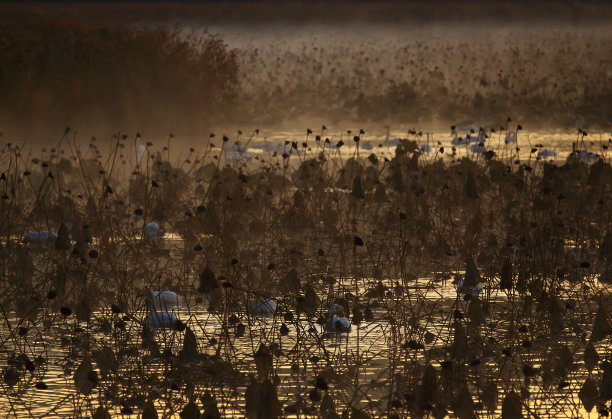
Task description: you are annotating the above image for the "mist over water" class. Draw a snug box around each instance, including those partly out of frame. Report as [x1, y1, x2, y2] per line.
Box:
[1, 2, 612, 142]
[215, 21, 612, 131]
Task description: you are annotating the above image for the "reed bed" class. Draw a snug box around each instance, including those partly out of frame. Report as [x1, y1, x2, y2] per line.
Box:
[1, 127, 612, 418]
[0, 17, 238, 135]
[231, 24, 612, 129]
[2, 13, 612, 137]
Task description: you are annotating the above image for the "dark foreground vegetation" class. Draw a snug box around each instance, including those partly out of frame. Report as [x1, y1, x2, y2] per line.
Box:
[1, 130, 612, 417]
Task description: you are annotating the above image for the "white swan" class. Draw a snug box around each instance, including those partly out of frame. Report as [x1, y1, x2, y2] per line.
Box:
[459, 124, 479, 133]
[457, 278, 483, 296]
[225, 141, 247, 153]
[360, 141, 374, 150]
[420, 133, 433, 153]
[567, 150, 599, 163]
[451, 135, 469, 146]
[470, 129, 487, 144]
[470, 142, 487, 154]
[505, 130, 517, 144]
[225, 152, 252, 161]
[135, 144, 145, 160]
[134, 134, 146, 164]
[326, 303, 351, 333]
[151, 290, 182, 311]
[383, 125, 402, 146]
[537, 149, 557, 158]
[249, 142, 281, 152]
[324, 139, 343, 149]
[145, 289, 178, 330]
[450, 126, 469, 146]
[567, 142, 599, 163]
[144, 222, 162, 242]
[248, 299, 277, 316]
[24, 231, 57, 242]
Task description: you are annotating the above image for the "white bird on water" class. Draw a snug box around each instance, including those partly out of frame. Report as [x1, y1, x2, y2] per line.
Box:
[133, 133, 146, 163]
[144, 222, 162, 242]
[470, 142, 487, 154]
[420, 133, 433, 153]
[537, 149, 557, 158]
[151, 290, 183, 311]
[360, 140, 374, 150]
[326, 303, 351, 333]
[504, 130, 517, 144]
[457, 277, 484, 296]
[225, 152, 252, 161]
[384, 125, 402, 146]
[24, 231, 57, 242]
[248, 299, 277, 316]
[567, 142, 599, 163]
[144, 289, 179, 330]
[135, 144, 146, 161]
[450, 126, 469, 146]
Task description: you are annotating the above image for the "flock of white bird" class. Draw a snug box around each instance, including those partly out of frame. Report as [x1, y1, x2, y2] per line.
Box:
[188, 125, 605, 163]
[22, 125, 606, 337]
[22, 223, 352, 334]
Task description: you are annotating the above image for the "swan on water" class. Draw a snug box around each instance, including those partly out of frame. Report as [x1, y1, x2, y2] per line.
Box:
[144, 222, 162, 242]
[144, 289, 179, 330]
[151, 290, 183, 311]
[450, 126, 469, 146]
[457, 277, 484, 296]
[384, 125, 402, 146]
[24, 231, 57, 242]
[420, 133, 433, 153]
[326, 303, 351, 333]
[470, 142, 487, 154]
[248, 299, 277, 316]
[537, 149, 557, 158]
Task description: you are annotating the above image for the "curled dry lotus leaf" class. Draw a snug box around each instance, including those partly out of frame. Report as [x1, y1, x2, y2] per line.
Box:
[55, 222, 71, 251]
[591, 305, 612, 342]
[351, 176, 364, 199]
[200, 390, 221, 419]
[468, 297, 484, 326]
[374, 183, 387, 202]
[501, 390, 522, 419]
[600, 361, 612, 400]
[245, 378, 281, 419]
[142, 401, 158, 419]
[74, 357, 95, 395]
[320, 393, 336, 417]
[417, 364, 438, 409]
[553, 345, 573, 378]
[3, 368, 20, 387]
[180, 401, 200, 419]
[480, 382, 498, 413]
[463, 258, 480, 289]
[198, 267, 218, 293]
[451, 385, 476, 419]
[93, 346, 117, 375]
[92, 407, 111, 419]
[181, 327, 198, 361]
[452, 322, 468, 360]
[350, 408, 371, 419]
[579, 377, 598, 413]
[500, 259, 513, 290]
[254, 344, 273, 380]
[583, 342, 599, 372]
